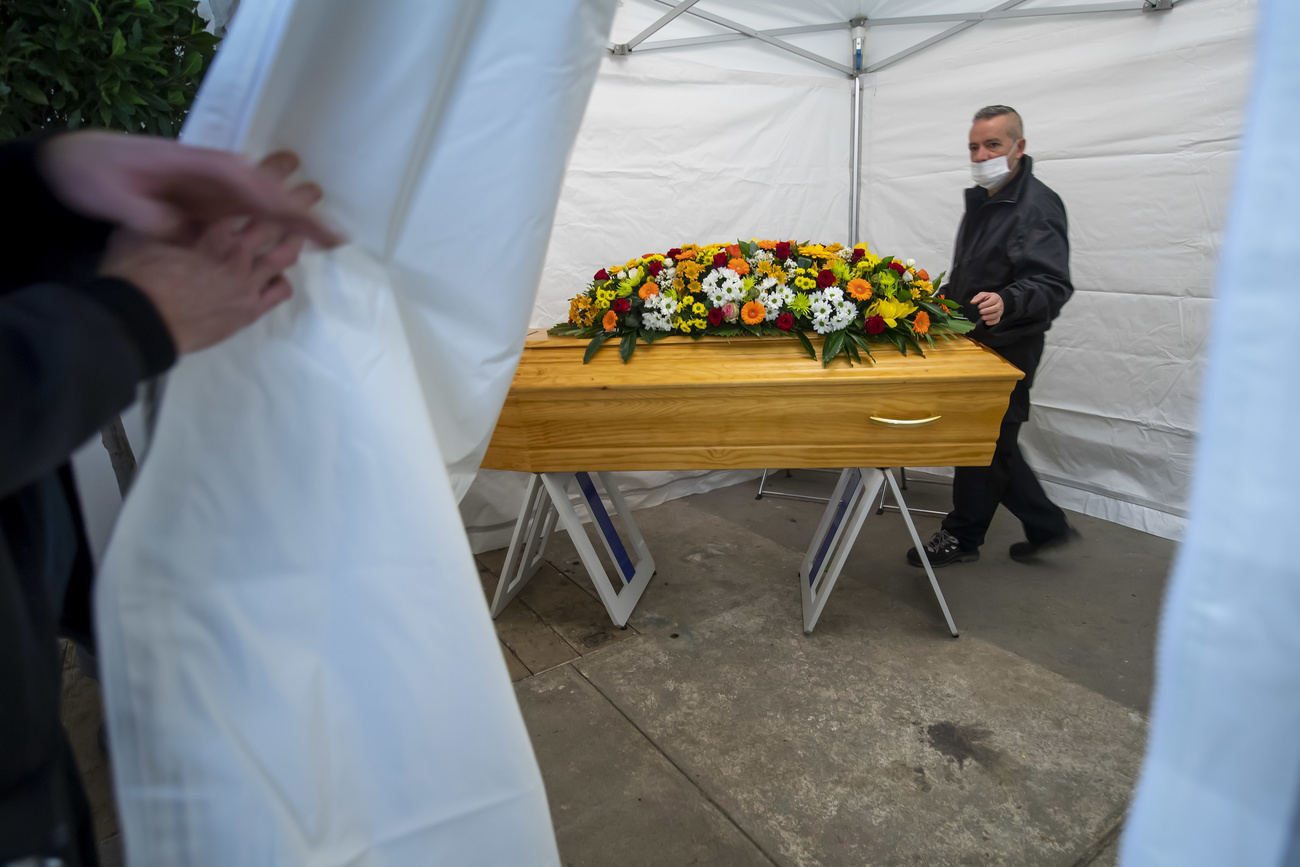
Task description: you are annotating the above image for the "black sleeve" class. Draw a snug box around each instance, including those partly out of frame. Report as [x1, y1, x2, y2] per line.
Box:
[0, 279, 176, 498]
[0, 138, 115, 294]
[997, 192, 1074, 331]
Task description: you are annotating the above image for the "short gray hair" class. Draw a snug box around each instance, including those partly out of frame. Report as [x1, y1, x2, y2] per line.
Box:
[972, 105, 1023, 140]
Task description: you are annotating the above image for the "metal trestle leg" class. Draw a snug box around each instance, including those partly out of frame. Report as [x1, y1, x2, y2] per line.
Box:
[491, 471, 655, 628]
[800, 468, 958, 636]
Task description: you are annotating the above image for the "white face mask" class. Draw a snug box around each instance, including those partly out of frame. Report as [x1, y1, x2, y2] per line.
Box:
[971, 154, 1012, 190]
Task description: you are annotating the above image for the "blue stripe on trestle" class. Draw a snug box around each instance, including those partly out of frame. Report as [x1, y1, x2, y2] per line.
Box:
[576, 472, 636, 584]
[809, 468, 861, 586]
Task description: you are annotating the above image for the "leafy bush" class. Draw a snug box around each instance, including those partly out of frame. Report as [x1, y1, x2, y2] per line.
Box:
[0, 0, 218, 140]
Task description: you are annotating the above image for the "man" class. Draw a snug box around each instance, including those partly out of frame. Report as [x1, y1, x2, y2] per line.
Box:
[1, 131, 337, 867]
[907, 105, 1076, 569]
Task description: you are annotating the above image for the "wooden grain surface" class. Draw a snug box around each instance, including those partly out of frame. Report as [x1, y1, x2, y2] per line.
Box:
[483, 332, 1022, 472]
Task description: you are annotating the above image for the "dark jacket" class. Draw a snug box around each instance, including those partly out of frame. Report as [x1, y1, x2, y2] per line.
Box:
[1, 139, 175, 865]
[946, 155, 1073, 422]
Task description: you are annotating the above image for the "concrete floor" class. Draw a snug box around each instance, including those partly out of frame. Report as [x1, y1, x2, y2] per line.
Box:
[66, 472, 1174, 866]
[482, 471, 1174, 866]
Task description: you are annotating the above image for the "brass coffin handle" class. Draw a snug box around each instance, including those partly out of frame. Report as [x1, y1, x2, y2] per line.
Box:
[869, 414, 942, 427]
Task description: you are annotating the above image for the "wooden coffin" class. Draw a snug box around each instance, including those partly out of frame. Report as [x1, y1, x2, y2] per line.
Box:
[481, 331, 1023, 472]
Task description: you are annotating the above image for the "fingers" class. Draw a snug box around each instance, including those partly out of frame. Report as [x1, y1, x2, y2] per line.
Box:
[254, 235, 306, 284]
[256, 275, 294, 315]
[258, 151, 300, 181]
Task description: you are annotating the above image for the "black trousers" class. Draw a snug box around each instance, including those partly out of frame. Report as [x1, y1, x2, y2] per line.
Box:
[941, 420, 1069, 549]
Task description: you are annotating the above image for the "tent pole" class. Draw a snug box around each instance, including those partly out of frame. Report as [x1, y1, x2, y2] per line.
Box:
[850, 75, 862, 246]
[849, 21, 866, 246]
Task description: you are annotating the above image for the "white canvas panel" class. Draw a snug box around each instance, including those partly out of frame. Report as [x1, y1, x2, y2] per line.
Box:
[94, 1, 616, 864]
[1122, 0, 1300, 859]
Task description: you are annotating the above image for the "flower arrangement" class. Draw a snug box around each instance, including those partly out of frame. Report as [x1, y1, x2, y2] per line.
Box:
[549, 240, 975, 366]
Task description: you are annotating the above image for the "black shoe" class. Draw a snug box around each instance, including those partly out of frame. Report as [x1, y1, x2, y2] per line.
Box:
[1009, 526, 1081, 562]
[907, 529, 979, 568]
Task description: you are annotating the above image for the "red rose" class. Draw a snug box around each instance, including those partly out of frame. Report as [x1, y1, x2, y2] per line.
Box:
[707, 308, 725, 326]
[887, 261, 906, 274]
[666, 247, 682, 258]
[611, 297, 630, 314]
[776, 313, 794, 331]
[646, 260, 663, 277]
[817, 269, 836, 288]
[594, 269, 609, 281]
[774, 241, 791, 260]
[713, 251, 729, 268]
[850, 248, 864, 263]
[865, 315, 885, 334]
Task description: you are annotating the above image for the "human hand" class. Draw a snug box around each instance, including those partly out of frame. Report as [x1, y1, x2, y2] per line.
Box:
[38, 131, 342, 247]
[970, 291, 1004, 326]
[99, 154, 322, 354]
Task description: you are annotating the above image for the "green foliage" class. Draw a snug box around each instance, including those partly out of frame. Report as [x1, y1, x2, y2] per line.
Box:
[0, 0, 218, 140]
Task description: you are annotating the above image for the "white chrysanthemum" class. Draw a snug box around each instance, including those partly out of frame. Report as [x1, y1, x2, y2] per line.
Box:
[751, 249, 774, 263]
[757, 291, 783, 321]
[831, 300, 858, 330]
[837, 248, 852, 261]
[642, 311, 673, 331]
[822, 287, 844, 304]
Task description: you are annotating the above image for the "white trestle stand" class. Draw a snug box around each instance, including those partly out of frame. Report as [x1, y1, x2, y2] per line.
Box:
[490, 472, 655, 628]
[801, 468, 959, 637]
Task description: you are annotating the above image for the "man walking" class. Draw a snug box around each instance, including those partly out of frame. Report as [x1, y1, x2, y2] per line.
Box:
[907, 105, 1076, 568]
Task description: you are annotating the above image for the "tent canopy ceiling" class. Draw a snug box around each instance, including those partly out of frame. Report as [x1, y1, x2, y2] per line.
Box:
[608, 0, 1185, 77]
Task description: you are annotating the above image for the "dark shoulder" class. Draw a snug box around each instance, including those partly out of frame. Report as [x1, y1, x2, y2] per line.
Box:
[1022, 173, 1066, 219]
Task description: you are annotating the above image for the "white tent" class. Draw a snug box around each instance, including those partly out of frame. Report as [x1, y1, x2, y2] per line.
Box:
[460, 0, 1256, 552]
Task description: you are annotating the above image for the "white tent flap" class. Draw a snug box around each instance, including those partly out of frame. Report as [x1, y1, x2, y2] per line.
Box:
[95, 1, 616, 864]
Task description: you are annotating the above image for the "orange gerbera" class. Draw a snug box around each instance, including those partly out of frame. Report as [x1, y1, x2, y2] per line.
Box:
[639, 282, 660, 299]
[728, 258, 751, 276]
[846, 278, 872, 301]
[675, 244, 700, 261]
[912, 310, 931, 335]
[756, 239, 778, 250]
[741, 301, 766, 325]
[602, 310, 619, 331]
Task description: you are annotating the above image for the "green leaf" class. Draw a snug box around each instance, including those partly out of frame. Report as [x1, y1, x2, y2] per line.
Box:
[582, 331, 613, 364]
[847, 329, 875, 362]
[181, 50, 203, 77]
[111, 28, 125, 56]
[794, 330, 817, 360]
[619, 331, 637, 363]
[14, 81, 48, 104]
[822, 330, 846, 368]
[843, 336, 861, 365]
[902, 334, 926, 357]
[933, 271, 946, 294]
[66, 108, 82, 130]
[738, 239, 752, 256]
[797, 256, 812, 269]
[743, 322, 763, 336]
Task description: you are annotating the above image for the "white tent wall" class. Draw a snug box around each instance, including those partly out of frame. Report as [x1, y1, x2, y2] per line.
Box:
[462, 51, 854, 552]
[858, 0, 1255, 539]
[462, 0, 1256, 551]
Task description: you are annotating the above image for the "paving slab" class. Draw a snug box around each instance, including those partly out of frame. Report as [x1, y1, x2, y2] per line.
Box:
[684, 474, 1173, 712]
[516, 664, 773, 867]
[574, 585, 1143, 867]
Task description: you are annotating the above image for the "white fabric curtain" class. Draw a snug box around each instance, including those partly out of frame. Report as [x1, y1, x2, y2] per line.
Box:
[95, 1, 615, 864]
[462, 0, 1256, 549]
[1121, 0, 1300, 860]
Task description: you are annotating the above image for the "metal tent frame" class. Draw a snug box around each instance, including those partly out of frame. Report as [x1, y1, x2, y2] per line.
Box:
[610, 0, 1181, 245]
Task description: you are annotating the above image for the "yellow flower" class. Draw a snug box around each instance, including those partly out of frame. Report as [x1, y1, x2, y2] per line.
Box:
[690, 317, 707, 330]
[569, 296, 596, 327]
[692, 302, 707, 316]
[794, 276, 816, 291]
[868, 297, 917, 328]
[596, 288, 615, 305]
